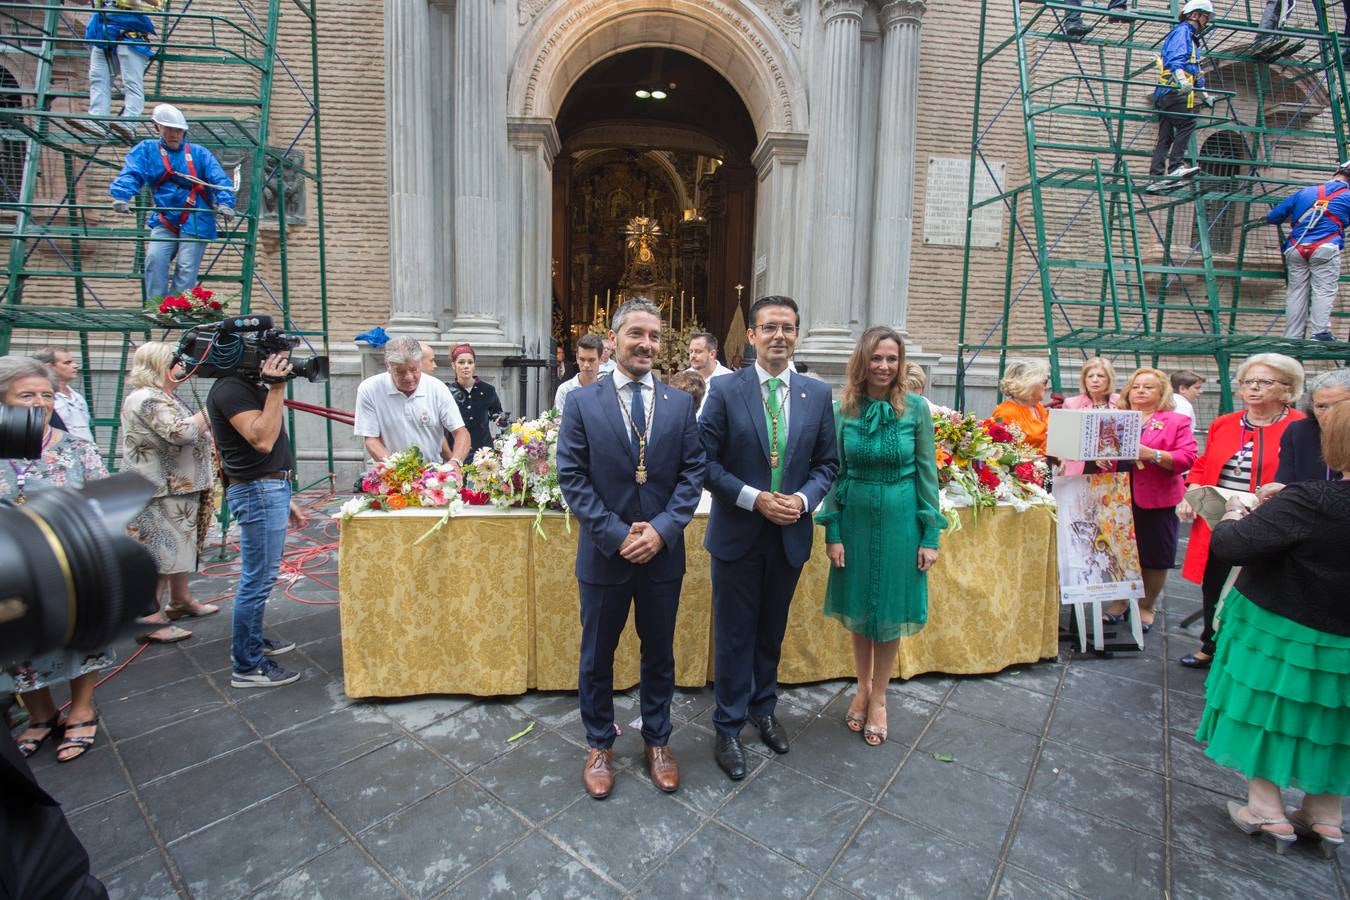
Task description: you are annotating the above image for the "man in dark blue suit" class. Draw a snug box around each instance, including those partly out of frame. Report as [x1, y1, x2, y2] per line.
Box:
[557, 298, 707, 799]
[700, 295, 838, 779]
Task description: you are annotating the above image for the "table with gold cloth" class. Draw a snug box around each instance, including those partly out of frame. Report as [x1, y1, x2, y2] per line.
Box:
[337, 504, 1059, 698]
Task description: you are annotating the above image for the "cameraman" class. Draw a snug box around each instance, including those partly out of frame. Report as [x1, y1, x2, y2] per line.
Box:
[206, 352, 306, 689]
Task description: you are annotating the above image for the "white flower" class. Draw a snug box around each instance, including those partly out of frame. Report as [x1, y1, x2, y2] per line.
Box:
[339, 496, 371, 520]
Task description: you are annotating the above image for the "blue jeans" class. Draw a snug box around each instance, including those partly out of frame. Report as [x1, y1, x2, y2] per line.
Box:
[228, 478, 291, 673]
[88, 44, 148, 118]
[144, 224, 207, 301]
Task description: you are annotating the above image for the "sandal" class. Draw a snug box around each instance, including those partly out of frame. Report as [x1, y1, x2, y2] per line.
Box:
[55, 715, 98, 763]
[137, 625, 192, 644]
[863, 723, 887, 746]
[165, 600, 220, 621]
[1226, 801, 1296, 855]
[845, 695, 867, 733]
[15, 718, 61, 758]
[1289, 809, 1345, 859]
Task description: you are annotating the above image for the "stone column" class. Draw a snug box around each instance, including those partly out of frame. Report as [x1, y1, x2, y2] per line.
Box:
[752, 132, 810, 302]
[799, 0, 866, 371]
[384, 0, 438, 338]
[507, 116, 560, 416]
[868, 0, 927, 333]
[447, 0, 512, 350]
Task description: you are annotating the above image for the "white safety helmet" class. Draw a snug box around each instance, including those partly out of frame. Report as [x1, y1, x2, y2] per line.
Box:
[1181, 0, 1214, 16]
[1337, 159, 1350, 176]
[151, 103, 189, 132]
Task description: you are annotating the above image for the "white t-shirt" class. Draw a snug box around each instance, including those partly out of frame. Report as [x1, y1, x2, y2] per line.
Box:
[54, 387, 94, 443]
[354, 372, 465, 463]
[554, 374, 598, 414]
[1173, 393, 1196, 428]
[695, 363, 735, 417]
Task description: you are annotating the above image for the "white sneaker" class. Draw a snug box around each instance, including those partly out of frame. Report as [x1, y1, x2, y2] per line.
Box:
[1167, 165, 1200, 179]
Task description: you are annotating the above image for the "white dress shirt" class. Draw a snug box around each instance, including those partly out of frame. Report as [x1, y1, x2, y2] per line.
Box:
[735, 363, 812, 513]
[54, 387, 94, 443]
[609, 367, 656, 444]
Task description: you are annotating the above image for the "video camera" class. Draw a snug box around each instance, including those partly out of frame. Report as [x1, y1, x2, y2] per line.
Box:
[174, 314, 329, 383]
[0, 406, 158, 660]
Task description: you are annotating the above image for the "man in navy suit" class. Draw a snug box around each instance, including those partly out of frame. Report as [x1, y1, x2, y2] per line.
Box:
[557, 298, 707, 799]
[700, 295, 838, 779]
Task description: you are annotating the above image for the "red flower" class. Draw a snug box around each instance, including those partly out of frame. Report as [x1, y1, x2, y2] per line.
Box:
[977, 465, 1001, 490]
[158, 295, 191, 313]
[983, 420, 1014, 443]
[190, 285, 213, 300]
[1014, 460, 1043, 486]
[208, 300, 222, 311]
[460, 487, 489, 505]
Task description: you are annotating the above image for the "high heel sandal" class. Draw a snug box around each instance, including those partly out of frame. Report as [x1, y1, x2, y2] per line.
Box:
[54, 713, 98, 763]
[1226, 801, 1297, 855]
[15, 718, 61, 758]
[1289, 809, 1345, 859]
[844, 709, 866, 733]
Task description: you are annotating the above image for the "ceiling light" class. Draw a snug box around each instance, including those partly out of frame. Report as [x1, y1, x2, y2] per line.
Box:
[635, 89, 651, 99]
[651, 90, 667, 100]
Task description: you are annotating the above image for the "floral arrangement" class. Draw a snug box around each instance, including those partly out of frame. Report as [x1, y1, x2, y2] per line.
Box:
[147, 285, 226, 322]
[338, 446, 463, 524]
[930, 405, 1054, 524]
[461, 409, 568, 534]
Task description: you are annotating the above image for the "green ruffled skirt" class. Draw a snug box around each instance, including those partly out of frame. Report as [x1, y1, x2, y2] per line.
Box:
[1195, 589, 1350, 795]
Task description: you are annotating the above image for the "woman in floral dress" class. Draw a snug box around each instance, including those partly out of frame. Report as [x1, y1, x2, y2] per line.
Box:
[121, 341, 218, 643]
[0, 356, 113, 763]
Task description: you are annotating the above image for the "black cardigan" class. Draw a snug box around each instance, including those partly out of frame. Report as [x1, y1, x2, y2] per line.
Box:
[1209, 481, 1350, 636]
[1274, 417, 1343, 484]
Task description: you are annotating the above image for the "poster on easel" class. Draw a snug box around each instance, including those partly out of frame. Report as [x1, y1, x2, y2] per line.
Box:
[1047, 409, 1143, 461]
[1053, 473, 1145, 605]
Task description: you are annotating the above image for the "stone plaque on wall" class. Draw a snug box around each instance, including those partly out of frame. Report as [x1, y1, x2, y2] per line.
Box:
[922, 156, 1005, 248]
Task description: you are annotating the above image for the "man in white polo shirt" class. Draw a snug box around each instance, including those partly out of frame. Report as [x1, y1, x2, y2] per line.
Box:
[35, 346, 94, 443]
[354, 335, 471, 467]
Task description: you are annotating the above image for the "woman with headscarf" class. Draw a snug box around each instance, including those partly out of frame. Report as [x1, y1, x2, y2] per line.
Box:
[446, 343, 505, 457]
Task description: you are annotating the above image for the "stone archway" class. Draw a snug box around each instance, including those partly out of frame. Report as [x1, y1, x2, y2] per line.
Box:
[510, 0, 808, 138]
[505, 0, 813, 377]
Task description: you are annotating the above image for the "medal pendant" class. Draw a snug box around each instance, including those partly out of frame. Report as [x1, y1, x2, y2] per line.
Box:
[635, 465, 647, 485]
[770, 451, 779, 468]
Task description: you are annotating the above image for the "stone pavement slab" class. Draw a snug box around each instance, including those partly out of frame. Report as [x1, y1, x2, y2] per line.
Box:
[13, 503, 1347, 899]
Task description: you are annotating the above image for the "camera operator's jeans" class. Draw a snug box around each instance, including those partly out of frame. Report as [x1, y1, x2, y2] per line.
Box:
[144, 226, 207, 301]
[228, 478, 291, 673]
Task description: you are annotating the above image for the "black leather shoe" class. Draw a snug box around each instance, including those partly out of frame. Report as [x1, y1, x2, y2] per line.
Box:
[714, 735, 747, 780]
[750, 713, 790, 754]
[1179, 653, 1212, 669]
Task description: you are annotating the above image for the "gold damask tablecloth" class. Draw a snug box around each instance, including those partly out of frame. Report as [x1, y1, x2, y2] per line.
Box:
[337, 505, 1058, 698]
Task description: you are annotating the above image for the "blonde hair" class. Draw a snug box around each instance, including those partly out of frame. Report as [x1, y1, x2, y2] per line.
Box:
[904, 362, 927, 395]
[999, 359, 1050, 402]
[1119, 367, 1175, 412]
[1235, 353, 1305, 405]
[128, 341, 178, 389]
[841, 326, 907, 418]
[1078, 356, 1117, 401]
[1322, 400, 1350, 472]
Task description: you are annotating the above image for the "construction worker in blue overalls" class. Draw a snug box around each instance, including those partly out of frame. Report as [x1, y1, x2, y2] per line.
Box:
[108, 104, 237, 301]
[77, 0, 163, 143]
[1266, 161, 1350, 341]
[1148, 1, 1216, 192]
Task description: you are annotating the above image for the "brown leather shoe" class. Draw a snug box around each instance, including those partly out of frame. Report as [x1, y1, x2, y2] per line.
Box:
[645, 744, 680, 793]
[583, 747, 614, 799]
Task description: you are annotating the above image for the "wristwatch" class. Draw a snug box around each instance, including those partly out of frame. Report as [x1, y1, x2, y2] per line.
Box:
[1153, 449, 1163, 465]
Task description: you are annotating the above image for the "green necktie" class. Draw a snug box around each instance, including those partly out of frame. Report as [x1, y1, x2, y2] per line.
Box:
[764, 377, 785, 492]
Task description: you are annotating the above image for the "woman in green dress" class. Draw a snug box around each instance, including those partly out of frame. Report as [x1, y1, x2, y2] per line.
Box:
[816, 327, 945, 746]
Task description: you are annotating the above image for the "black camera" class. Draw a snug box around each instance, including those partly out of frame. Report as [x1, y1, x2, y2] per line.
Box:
[0, 406, 158, 660]
[175, 314, 329, 383]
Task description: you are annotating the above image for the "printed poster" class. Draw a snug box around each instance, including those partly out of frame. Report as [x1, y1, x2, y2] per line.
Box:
[1053, 473, 1145, 605]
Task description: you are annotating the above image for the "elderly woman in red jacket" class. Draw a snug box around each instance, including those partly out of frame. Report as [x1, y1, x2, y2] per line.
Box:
[1102, 368, 1197, 631]
[1177, 353, 1305, 668]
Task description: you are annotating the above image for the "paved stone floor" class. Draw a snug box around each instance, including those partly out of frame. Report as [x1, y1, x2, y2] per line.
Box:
[16, 499, 1348, 899]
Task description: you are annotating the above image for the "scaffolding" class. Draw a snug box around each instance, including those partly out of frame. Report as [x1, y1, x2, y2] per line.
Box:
[959, 0, 1350, 413]
[0, 0, 333, 481]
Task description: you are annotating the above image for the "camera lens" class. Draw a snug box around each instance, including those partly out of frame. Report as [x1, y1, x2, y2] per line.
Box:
[0, 473, 159, 660]
[0, 405, 44, 459]
[290, 355, 329, 383]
